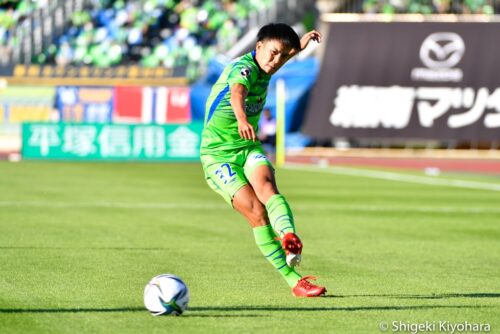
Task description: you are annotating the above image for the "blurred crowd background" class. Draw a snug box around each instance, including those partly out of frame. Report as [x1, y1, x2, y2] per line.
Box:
[1, 0, 313, 79]
[2, 0, 497, 80]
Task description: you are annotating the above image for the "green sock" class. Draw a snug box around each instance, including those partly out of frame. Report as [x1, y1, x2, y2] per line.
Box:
[253, 224, 301, 287]
[265, 194, 295, 238]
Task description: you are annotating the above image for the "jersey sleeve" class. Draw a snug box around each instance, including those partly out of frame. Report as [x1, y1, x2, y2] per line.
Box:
[227, 62, 258, 91]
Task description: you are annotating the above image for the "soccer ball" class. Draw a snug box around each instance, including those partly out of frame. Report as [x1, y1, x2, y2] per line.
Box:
[144, 274, 190, 316]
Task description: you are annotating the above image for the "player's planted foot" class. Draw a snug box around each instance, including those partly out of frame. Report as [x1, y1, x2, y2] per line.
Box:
[281, 232, 302, 267]
[292, 276, 326, 297]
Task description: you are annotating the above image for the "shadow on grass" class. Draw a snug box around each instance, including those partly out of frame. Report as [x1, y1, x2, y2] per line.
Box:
[189, 304, 491, 312]
[0, 304, 492, 314]
[0, 307, 144, 313]
[0, 307, 264, 317]
[330, 293, 500, 299]
[0, 247, 170, 250]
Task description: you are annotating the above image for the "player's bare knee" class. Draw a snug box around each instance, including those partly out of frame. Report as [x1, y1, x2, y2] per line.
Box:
[255, 181, 278, 204]
[234, 196, 266, 225]
[253, 201, 267, 219]
[247, 201, 267, 226]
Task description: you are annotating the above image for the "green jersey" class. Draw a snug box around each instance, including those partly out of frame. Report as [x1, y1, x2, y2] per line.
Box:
[200, 51, 271, 154]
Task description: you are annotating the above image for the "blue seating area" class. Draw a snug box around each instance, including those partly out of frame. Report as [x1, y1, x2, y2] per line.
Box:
[2, 0, 496, 80]
[1, 0, 276, 79]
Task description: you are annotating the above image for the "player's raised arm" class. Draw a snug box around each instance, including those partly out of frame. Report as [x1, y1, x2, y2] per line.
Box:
[300, 30, 322, 50]
[230, 83, 256, 142]
[287, 30, 322, 58]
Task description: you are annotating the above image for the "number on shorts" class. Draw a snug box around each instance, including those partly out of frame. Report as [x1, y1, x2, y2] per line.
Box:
[221, 163, 236, 177]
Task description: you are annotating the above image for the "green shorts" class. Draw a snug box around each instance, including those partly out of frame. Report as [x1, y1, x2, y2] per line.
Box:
[200, 145, 273, 206]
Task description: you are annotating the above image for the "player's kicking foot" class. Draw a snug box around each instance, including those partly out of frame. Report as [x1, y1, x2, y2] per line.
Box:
[281, 232, 302, 267]
[292, 276, 327, 297]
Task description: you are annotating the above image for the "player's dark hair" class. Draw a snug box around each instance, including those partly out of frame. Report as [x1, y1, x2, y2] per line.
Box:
[257, 23, 301, 51]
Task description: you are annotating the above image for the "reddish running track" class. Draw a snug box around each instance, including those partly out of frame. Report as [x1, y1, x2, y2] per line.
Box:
[287, 156, 500, 175]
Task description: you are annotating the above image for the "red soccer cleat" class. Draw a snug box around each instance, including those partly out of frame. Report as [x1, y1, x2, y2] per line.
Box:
[292, 276, 327, 297]
[281, 232, 303, 267]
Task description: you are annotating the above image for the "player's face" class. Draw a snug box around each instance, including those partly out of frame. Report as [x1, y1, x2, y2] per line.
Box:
[255, 39, 295, 75]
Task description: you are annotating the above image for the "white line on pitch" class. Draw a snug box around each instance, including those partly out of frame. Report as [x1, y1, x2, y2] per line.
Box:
[295, 204, 500, 214]
[0, 201, 226, 210]
[0, 201, 499, 214]
[284, 163, 500, 192]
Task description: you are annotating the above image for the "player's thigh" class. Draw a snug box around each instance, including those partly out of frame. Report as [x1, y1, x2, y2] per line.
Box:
[244, 148, 278, 203]
[203, 162, 248, 206]
[243, 146, 274, 179]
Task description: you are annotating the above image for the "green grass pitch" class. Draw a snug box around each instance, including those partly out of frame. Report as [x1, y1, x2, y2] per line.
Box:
[0, 161, 499, 333]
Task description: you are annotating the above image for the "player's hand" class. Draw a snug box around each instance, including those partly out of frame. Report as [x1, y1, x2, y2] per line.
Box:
[300, 30, 322, 50]
[238, 120, 256, 141]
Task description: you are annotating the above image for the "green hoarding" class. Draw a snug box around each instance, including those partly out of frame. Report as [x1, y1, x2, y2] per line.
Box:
[22, 122, 203, 161]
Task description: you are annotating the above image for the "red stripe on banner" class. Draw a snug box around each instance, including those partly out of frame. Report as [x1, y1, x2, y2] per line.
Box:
[166, 87, 191, 123]
[114, 87, 143, 122]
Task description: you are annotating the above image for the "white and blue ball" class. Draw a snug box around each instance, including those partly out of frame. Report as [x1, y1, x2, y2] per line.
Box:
[144, 274, 189, 316]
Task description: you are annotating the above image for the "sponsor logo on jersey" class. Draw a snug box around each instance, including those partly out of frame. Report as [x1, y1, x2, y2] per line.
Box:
[246, 101, 265, 114]
[240, 67, 251, 77]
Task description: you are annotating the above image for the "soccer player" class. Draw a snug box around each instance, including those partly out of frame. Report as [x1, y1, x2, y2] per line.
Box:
[200, 23, 326, 297]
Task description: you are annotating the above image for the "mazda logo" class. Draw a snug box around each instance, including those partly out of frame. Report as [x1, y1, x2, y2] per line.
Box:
[420, 32, 465, 69]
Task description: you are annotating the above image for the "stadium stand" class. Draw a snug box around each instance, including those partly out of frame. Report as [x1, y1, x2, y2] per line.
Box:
[1, 0, 315, 80]
[0, 0, 50, 66]
[1, 0, 498, 79]
[40, 0, 251, 79]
